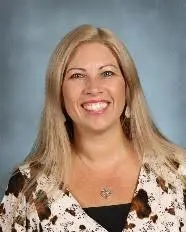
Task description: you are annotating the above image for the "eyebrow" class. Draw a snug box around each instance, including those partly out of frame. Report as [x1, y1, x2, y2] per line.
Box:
[66, 67, 86, 73]
[99, 64, 119, 70]
[66, 64, 119, 74]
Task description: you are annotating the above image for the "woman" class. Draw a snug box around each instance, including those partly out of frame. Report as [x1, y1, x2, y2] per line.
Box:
[0, 24, 185, 231]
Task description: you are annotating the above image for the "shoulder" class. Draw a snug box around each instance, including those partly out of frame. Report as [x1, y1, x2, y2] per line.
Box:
[142, 161, 185, 195]
[178, 162, 186, 177]
[0, 162, 53, 231]
[177, 149, 186, 180]
[0, 164, 30, 231]
[3, 163, 30, 199]
[178, 161, 186, 206]
[2, 161, 49, 202]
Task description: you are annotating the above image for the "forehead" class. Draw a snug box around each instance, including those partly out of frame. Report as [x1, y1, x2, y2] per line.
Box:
[67, 42, 118, 68]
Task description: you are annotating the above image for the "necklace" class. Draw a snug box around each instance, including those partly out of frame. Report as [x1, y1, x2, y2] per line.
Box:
[76, 154, 121, 200]
[100, 187, 112, 199]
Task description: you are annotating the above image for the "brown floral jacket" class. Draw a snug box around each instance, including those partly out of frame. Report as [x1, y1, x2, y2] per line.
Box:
[0, 162, 185, 232]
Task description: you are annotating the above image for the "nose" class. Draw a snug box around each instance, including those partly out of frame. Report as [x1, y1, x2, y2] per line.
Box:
[83, 77, 103, 95]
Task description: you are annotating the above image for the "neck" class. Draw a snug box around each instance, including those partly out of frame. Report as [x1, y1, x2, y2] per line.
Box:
[72, 122, 133, 168]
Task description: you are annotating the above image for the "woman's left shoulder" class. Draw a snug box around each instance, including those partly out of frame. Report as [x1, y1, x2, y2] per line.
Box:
[178, 161, 186, 206]
[178, 162, 186, 177]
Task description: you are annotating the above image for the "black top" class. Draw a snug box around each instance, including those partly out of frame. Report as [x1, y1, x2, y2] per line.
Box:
[83, 203, 131, 232]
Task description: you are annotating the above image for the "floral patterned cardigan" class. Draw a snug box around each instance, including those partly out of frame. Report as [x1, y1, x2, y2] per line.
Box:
[0, 162, 185, 232]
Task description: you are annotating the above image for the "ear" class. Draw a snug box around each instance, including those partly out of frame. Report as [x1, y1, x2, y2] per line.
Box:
[125, 83, 131, 107]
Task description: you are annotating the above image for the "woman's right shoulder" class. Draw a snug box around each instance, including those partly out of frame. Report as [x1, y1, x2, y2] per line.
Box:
[3, 163, 31, 199]
[0, 163, 31, 231]
[0, 161, 48, 231]
[2, 161, 44, 201]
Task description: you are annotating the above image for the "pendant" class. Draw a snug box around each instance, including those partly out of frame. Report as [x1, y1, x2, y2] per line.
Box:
[100, 187, 112, 199]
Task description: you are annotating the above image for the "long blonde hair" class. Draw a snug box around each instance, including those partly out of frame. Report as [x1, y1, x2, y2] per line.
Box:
[22, 24, 185, 200]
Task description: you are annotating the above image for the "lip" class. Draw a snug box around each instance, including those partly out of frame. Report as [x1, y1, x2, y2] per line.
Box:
[81, 99, 110, 105]
[81, 100, 110, 115]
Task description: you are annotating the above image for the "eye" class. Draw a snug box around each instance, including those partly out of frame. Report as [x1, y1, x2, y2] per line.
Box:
[70, 73, 85, 79]
[102, 70, 114, 77]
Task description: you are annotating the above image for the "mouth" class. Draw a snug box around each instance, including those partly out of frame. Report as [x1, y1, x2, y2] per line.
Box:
[81, 101, 110, 113]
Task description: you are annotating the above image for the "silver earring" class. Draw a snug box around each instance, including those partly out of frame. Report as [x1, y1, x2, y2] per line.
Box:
[62, 113, 66, 123]
[125, 106, 130, 118]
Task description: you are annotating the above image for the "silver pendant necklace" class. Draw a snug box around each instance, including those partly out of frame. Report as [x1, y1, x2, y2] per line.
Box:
[100, 187, 112, 199]
[77, 154, 118, 200]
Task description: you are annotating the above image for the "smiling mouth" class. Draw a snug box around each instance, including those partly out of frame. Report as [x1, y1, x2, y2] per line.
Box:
[82, 102, 109, 112]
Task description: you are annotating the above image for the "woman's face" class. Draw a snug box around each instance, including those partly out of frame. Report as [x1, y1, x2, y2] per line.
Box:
[62, 42, 126, 134]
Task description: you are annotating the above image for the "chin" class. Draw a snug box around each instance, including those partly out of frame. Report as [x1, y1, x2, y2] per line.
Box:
[84, 121, 119, 134]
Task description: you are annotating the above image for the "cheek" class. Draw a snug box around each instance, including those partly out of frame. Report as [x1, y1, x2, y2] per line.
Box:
[62, 84, 80, 114]
[112, 81, 126, 104]
[117, 89, 126, 111]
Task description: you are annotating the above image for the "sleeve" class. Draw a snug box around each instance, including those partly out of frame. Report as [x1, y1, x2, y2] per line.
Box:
[0, 169, 27, 232]
[179, 162, 186, 207]
[178, 162, 186, 231]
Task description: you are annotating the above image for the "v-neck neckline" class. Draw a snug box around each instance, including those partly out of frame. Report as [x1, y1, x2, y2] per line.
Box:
[65, 164, 146, 231]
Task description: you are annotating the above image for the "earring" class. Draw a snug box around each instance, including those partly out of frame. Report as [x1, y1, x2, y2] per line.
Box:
[125, 106, 130, 118]
[62, 113, 66, 123]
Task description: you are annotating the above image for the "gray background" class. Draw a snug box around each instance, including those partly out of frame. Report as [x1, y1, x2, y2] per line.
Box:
[0, 0, 186, 199]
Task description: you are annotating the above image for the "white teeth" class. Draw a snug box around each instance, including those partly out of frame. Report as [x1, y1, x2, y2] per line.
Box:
[83, 102, 108, 112]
